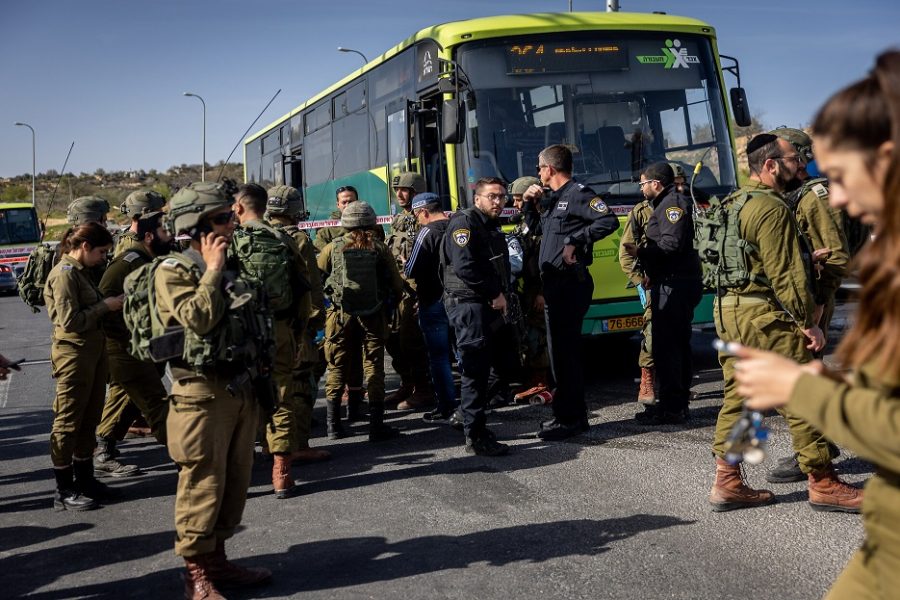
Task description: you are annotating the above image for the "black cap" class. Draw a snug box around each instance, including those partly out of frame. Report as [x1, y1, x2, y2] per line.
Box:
[746, 133, 778, 155]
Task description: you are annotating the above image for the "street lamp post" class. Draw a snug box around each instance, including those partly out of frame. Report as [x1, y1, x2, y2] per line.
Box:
[13, 122, 36, 206]
[183, 92, 207, 181]
[337, 47, 369, 65]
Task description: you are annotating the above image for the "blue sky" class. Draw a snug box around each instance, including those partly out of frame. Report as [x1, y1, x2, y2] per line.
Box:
[1, 0, 897, 178]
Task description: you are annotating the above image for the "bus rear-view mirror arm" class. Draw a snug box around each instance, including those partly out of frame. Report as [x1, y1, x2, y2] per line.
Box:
[720, 54, 752, 128]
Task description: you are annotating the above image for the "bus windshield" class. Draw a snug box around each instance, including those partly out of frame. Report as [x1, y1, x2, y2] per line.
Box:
[0, 207, 41, 245]
[456, 32, 737, 205]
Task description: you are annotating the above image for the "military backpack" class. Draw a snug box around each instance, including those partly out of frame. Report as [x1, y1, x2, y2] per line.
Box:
[17, 243, 58, 312]
[324, 238, 383, 316]
[122, 256, 179, 362]
[694, 191, 770, 291]
[230, 226, 295, 314]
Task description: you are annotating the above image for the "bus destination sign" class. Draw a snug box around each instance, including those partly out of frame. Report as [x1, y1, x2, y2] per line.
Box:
[506, 41, 628, 74]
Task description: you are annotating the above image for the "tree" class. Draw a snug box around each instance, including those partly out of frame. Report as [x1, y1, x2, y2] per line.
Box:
[0, 185, 30, 203]
[733, 111, 767, 138]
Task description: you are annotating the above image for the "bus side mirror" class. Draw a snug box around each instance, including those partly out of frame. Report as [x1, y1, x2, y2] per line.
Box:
[442, 99, 464, 144]
[730, 87, 751, 128]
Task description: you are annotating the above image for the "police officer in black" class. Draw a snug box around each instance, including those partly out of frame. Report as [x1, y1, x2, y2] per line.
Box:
[522, 144, 619, 440]
[623, 162, 702, 425]
[443, 177, 518, 456]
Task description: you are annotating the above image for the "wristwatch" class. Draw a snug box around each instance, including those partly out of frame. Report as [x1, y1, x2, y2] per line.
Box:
[563, 236, 574, 246]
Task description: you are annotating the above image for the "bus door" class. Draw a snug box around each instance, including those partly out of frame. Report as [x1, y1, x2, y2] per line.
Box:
[413, 94, 450, 209]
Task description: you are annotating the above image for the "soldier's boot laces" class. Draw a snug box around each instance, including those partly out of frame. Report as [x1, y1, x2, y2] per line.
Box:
[93, 437, 140, 478]
[52, 466, 98, 512]
[271, 453, 299, 500]
[326, 400, 350, 440]
[709, 457, 775, 512]
[206, 541, 272, 589]
[637, 367, 656, 405]
[808, 465, 863, 513]
[183, 555, 227, 600]
[345, 388, 368, 423]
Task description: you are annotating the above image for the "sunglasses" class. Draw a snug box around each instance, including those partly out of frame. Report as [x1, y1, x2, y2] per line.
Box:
[336, 185, 358, 196]
[209, 211, 235, 225]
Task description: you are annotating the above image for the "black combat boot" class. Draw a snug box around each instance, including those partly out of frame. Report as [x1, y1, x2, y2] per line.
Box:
[345, 388, 368, 423]
[75, 457, 120, 502]
[326, 399, 350, 440]
[94, 436, 140, 478]
[53, 466, 98, 511]
[368, 403, 400, 442]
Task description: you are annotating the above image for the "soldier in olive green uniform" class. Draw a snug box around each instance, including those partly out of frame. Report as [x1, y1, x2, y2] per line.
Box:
[313, 185, 384, 417]
[319, 202, 405, 441]
[233, 183, 311, 499]
[156, 182, 272, 598]
[94, 191, 169, 477]
[265, 185, 331, 463]
[771, 128, 849, 339]
[44, 222, 121, 511]
[508, 176, 551, 401]
[709, 134, 860, 513]
[618, 197, 656, 404]
[384, 172, 434, 409]
[94, 211, 173, 478]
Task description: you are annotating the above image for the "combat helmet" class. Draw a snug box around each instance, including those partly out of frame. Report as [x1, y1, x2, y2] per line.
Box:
[391, 172, 426, 194]
[668, 163, 686, 179]
[67, 196, 111, 225]
[340, 201, 377, 229]
[121, 189, 166, 218]
[165, 182, 233, 237]
[770, 127, 814, 163]
[508, 176, 541, 196]
[266, 185, 308, 220]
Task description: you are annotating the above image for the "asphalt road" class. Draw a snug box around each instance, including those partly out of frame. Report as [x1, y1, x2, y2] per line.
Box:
[0, 292, 867, 600]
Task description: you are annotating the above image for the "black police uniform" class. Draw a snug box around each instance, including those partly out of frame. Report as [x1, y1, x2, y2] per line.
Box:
[636, 185, 702, 420]
[442, 207, 519, 441]
[524, 180, 619, 435]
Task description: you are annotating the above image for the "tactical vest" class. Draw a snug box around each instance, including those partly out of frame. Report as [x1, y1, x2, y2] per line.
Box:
[387, 211, 419, 268]
[123, 253, 273, 371]
[694, 191, 770, 291]
[231, 225, 295, 315]
[440, 208, 509, 301]
[17, 243, 58, 312]
[324, 238, 383, 316]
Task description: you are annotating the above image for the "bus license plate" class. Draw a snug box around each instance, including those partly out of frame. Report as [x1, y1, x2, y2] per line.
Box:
[604, 315, 644, 332]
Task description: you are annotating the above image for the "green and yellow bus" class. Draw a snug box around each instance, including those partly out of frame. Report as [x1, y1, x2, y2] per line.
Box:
[0, 202, 41, 290]
[244, 11, 750, 335]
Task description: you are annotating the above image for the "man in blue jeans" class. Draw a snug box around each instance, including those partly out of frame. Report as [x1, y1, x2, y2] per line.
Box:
[405, 192, 459, 423]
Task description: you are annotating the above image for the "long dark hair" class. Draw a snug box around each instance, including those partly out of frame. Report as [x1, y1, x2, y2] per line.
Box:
[812, 50, 900, 374]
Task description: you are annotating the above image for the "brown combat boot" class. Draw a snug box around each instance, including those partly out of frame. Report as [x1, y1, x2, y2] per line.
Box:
[637, 367, 655, 405]
[272, 453, 298, 499]
[207, 541, 272, 588]
[384, 383, 414, 408]
[709, 457, 776, 512]
[183, 554, 227, 600]
[397, 388, 434, 411]
[808, 466, 863, 513]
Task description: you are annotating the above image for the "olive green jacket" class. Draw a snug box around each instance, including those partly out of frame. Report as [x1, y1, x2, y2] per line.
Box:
[44, 254, 110, 342]
[732, 180, 815, 328]
[794, 185, 849, 305]
[315, 209, 385, 252]
[618, 200, 653, 287]
[100, 236, 152, 344]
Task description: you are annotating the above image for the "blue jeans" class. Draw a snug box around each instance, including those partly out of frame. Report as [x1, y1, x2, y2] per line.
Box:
[418, 300, 458, 414]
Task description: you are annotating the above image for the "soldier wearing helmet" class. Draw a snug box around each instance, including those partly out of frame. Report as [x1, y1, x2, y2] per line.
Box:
[265, 185, 330, 463]
[66, 196, 110, 226]
[318, 201, 405, 441]
[384, 172, 434, 409]
[154, 182, 273, 596]
[113, 189, 166, 257]
[313, 185, 384, 251]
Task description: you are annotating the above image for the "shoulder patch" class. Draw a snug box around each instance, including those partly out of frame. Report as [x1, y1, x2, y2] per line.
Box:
[452, 228, 470, 247]
[60, 265, 73, 271]
[160, 257, 182, 269]
[556, 201, 569, 211]
[812, 184, 828, 199]
[665, 206, 684, 224]
[123, 251, 141, 263]
[589, 197, 608, 214]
